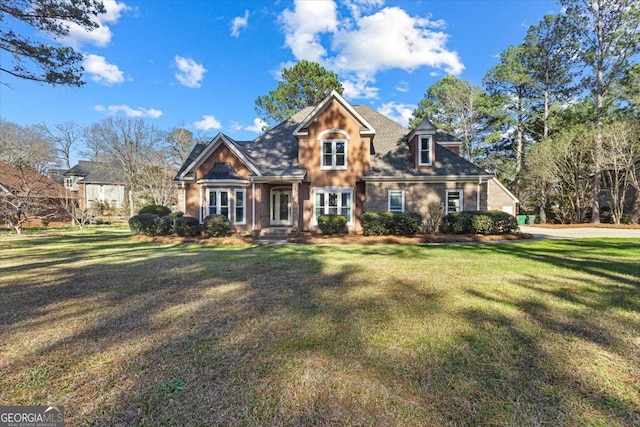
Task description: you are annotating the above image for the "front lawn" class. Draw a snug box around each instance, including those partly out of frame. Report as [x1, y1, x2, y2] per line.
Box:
[1, 233, 638, 425]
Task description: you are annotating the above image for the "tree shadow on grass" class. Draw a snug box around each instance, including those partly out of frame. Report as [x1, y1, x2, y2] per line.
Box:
[2, 236, 639, 425]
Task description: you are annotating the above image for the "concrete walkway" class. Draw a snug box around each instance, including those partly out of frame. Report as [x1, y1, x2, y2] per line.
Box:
[519, 225, 640, 239]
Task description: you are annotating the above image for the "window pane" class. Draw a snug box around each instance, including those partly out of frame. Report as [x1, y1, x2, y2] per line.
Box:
[221, 207, 229, 218]
[220, 191, 229, 206]
[420, 137, 431, 164]
[341, 192, 351, 207]
[340, 207, 350, 218]
[448, 191, 461, 213]
[335, 142, 345, 154]
[335, 153, 345, 166]
[315, 193, 325, 207]
[315, 208, 324, 219]
[324, 154, 333, 167]
[329, 193, 338, 206]
[235, 206, 244, 222]
[235, 191, 243, 207]
[272, 194, 276, 220]
[390, 191, 403, 211]
[279, 193, 289, 221]
[209, 191, 216, 207]
[323, 142, 332, 154]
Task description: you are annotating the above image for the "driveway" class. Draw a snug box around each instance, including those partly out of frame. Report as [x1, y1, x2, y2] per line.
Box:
[519, 225, 640, 239]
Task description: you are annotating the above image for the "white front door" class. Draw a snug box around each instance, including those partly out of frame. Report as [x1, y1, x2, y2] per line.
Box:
[270, 189, 292, 225]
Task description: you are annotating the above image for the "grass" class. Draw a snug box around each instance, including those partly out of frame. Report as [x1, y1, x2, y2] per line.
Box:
[1, 231, 639, 426]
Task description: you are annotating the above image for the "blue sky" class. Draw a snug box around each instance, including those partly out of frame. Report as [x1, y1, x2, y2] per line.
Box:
[1, 0, 560, 145]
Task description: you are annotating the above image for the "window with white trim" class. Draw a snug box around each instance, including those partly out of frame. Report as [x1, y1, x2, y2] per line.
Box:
[314, 188, 352, 224]
[321, 140, 347, 170]
[234, 189, 246, 224]
[64, 177, 75, 190]
[388, 190, 405, 212]
[419, 135, 432, 166]
[446, 189, 463, 214]
[208, 189, 230, 218]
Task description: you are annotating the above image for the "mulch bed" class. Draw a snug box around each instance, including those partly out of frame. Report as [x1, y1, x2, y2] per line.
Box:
[287, 232, 533, 245]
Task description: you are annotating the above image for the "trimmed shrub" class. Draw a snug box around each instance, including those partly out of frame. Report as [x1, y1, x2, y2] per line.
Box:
[129, 213, 159, 235]
[154, 211, 184, 235]
[317, 214, 348, 235]
[205, 214, 232, 237]
[138, 204, 171, 216]
[394, 211, 422, 235]
[360, 211, 422, 236]
[360, 211, 387, 236]
[174, 216, 200, 237]
[441, 211, 518, 235]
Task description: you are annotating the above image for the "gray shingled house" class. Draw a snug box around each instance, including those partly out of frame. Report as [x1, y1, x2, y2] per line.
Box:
[63, 160, 126, 211]
[174, 91, 517, 235]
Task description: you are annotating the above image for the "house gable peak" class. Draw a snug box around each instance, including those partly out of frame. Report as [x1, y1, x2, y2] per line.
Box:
[293, 90, 375, 137]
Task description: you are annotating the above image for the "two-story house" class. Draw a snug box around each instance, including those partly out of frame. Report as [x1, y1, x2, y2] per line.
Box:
[63, 161, 126, 211]
[174, 91, 517, 236]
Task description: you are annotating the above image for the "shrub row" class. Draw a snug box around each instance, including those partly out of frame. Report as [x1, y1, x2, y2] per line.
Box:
[441, 211, 518, 235]
[128, 212, 202, 237]
[317, 214, 348, 235]
[138, 204, 172, 216]
[129, 212, 234, 238]
[360, 211, 422, 236]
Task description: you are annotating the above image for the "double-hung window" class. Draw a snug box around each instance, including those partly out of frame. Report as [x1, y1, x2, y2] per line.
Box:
[314, 189, 352, 224]
[388, 190, 405, 212]
[321, 140, 347, 170]
[234, 189, 246, 224]
[418, 136, 432, 166]
[446, 189, 463, 214]
[208, 189, 230, 218]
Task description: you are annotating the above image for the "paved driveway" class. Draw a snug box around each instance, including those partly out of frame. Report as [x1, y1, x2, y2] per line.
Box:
[519, 225, 640, 239]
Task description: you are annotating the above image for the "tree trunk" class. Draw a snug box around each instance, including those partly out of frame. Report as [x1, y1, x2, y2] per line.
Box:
[538, 185, 547, 223]
[128, 189, 135, 218]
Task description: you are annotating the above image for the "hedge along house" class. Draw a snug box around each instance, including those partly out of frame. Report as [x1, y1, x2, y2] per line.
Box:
[174, 91, 517, 236]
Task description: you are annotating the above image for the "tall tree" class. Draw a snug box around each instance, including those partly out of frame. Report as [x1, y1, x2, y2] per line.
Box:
[255, 60, 344, 124]
[44, 121, 84, 168]
[524, 14, 579, 139]
[1, 0, 105, 86]
[484, 45, 537, 200]
[84, 117, 163, 217]
[562, 0, 640, 222]
[166, 127, 195, 169]
[409, 76, 487, 162]
[0, 118, 56, 172]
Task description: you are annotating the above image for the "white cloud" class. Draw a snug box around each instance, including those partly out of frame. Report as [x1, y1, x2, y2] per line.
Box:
[193, 115, 222, 131]
[377, 102, 416, 128]
[280, 0, 338, 62]
[94, 104, 162, 118]
[231, 10, 249, 38]
[395, 80, 409, 93]
[342, 74, 378, 99]
[82, 54, 124, 85]
[278, 1, 464, 100]
[332, 7, 464, 75]
[174, 56, 207, 88]
[63, 0, 130, 48]
[245, 118, 268, 133]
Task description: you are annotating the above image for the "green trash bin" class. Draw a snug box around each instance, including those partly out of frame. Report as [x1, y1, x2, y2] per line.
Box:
[526, 215, 537, 225]
[517, 215, 526, 225]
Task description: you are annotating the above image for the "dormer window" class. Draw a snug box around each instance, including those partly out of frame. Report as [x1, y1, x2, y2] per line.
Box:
[418, 136, 432, 166]
[321, 140, 347, 170]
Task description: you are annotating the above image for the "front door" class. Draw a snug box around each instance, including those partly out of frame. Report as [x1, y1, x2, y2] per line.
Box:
[270, 188, 292, 225]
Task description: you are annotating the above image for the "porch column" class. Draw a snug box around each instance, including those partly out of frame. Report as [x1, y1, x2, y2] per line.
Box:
[199, 187, 205, 223]
[291, 181, 299, 231]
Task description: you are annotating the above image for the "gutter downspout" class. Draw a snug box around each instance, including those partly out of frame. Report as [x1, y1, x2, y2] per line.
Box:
[477, 177, 482, 211]
[251, 179, 256, 234]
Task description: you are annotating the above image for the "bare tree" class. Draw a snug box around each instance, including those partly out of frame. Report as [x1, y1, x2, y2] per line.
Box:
[0, 161, 67, 233]
[84, 117, 163, 217]
[0, 119, 56, 173]
[601, 120, 640, 223]
[44, 121, 84, 168]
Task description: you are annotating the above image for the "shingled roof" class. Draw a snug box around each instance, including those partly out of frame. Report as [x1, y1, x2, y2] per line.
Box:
[177, 95, 490, 181]
[0, 161, 66, 198]
[65, 160, 124, 184]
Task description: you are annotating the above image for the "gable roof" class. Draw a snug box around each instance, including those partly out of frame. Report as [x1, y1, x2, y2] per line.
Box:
[177, 133, 262, 180]
[176, 95, 491, 182]
[0, 161, 66, 198]
[65, 160, 124, 184]
[293, 91, 375, 137]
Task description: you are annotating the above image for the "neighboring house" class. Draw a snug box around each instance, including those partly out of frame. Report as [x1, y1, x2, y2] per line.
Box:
[63, 161, 126, 211]
[0, 160, 72, 228]
[174, 91, 518, 236]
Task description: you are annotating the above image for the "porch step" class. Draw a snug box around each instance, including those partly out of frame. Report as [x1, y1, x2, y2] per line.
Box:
[259, 227, 295, 239]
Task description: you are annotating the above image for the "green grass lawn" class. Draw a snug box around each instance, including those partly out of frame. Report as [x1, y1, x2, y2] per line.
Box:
[1, 232, 639, 426]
